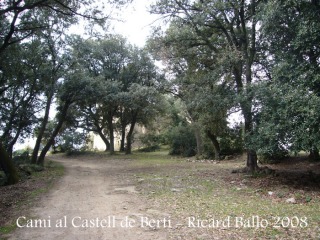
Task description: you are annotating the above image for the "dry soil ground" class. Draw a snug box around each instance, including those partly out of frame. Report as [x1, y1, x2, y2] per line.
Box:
[5, 155, 169, 240]
[1, 152, 320, 240]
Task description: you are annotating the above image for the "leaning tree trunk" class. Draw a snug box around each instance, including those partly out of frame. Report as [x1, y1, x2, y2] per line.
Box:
[193, 123, 204, 156]
[96, 127, 110, 151]
[0, 142, 19, 185]
[37, 101, 70, 166]
[206, 130, 221, 160]
[7, 121, 23, 159]
[125, 112, 138, 155]
[31, 92, 54, 164]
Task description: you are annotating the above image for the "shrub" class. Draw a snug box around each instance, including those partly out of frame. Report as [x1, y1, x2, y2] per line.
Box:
[219, 126, 244, 155]
[202, 126, 244, 159]
[139, 133, 161, 152]
[257, 146, 289, 164]
[54, 129, 90, 154]
[0, 171, 7, 186]
[12, 150, 30, 164]
[166, 124, 197, 157]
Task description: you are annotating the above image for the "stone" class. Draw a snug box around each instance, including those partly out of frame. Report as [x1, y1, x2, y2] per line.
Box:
[286, 197, 296, 204]
[171, 188, 181, 192]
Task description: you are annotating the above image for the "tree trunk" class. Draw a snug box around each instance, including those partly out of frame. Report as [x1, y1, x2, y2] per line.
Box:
[119, 108, 126, 152]
[107, 114, 115, 154]
[120, 124, 126, 152]
[247, 149, 258, 172]
[37, 101, 70, 166]
[96, 127, 110, 151]
[125, 112, 138, 155]
[0, 142, 19, 185]
[194, 123, 204, 156]
[206, 130, 220, 160]
[31, 92, 54, 164]
[243, 109, 259, 172]
[7, 122, 23, 159]
[309, 147, 320, 161]
[245, 0, 259, 172]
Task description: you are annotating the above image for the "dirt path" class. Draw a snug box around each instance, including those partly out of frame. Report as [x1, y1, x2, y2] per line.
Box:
[10, 156, 169, 240]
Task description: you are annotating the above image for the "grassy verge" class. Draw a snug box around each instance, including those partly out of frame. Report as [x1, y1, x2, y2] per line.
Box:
[2, 149, 318, 239]
[129, 149, 320, 239]
[0, 159, 64, 239]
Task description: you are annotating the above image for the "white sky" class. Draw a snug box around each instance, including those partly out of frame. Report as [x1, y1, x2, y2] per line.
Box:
[110, 0, 158, 47]
[68, 0, 159, 47]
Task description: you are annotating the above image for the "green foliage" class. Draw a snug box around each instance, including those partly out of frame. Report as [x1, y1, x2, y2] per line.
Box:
[0, 170, 7, 186]
[2, 0, 320, 173]
[149, 0, 261, 168]
[67, 35, 165, 154]
[12, 149, 30, 158]
[0, 223, 17, 235]
[219, 126, 244, 156]
[0, 0, 127, 54]
[0, 42, 42, 152]
[12, 150, 31, 164]
[166, 124, 197, 157]
[252, 0, 320, 158]
[202, 125, 244, 159]
[19, 164, 44, 174]
[257, 149, 289, 164]
[53, 128, 90, 154]
[139, 133, 161, 152]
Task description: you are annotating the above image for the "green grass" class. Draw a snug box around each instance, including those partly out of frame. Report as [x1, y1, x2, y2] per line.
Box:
[0, 160, 64, 239]
[48, 148, 320, 238]
[26, 160, 64, 201]
[3, 149, 318, 239]
[128, 149, 320, 239]
[0, 224, 16, 235]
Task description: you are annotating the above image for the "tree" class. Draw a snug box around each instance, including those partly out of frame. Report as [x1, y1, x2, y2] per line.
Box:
[0, 42, 40, 156]
[0, 41, 42, 184]
[69, 35, 129, 154]
[0, 0, 121, 55]
[124, 83, 164, 154]
[69, 35, 165, 154]
[150, 0, 259, 168]
[37, 72, 94, 165]
[0, 0, 132, 181]
[0, 142, 19, 185]
[251, 0, 320, 161]
[31, 23, 70, 164]
[118, 47, 165, 154]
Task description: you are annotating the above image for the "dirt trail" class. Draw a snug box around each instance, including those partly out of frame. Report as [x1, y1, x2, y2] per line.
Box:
[10, 156, 168, 240]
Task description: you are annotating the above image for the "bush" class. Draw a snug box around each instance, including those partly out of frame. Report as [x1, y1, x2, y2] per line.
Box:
[19, 164, 44, 174]
[13, 149, 30, 157]
[0, 171, 7, 186]
[257, 147, 289, 164]
[219, 126, 244, 155]
[139, 133, 161, 152]
[166, 124, 197, 157]
[202, 126, 244, 159]
[12, 150, 30, 164]
[54, 129, 90, 154]
[138, 145, 161, 152]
